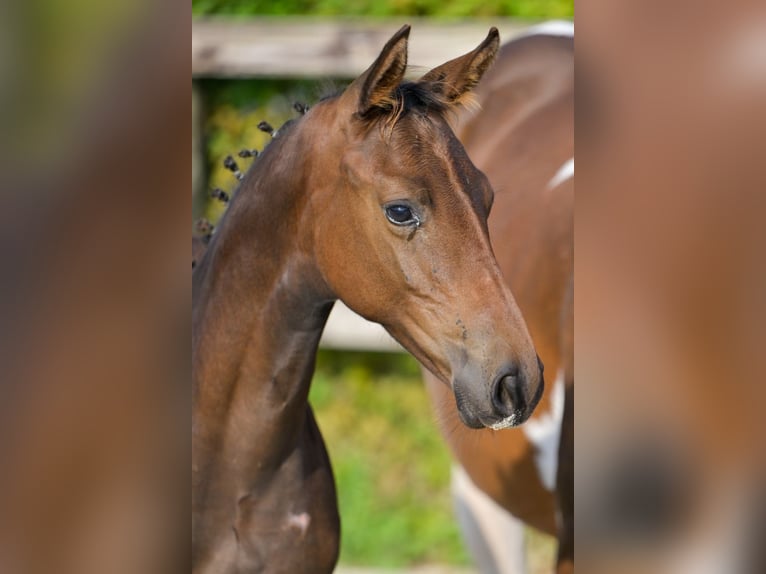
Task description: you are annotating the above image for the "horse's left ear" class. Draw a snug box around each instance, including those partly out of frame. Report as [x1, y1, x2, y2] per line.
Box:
[419, 28, 500, 105]
[343, 25, 411, 117]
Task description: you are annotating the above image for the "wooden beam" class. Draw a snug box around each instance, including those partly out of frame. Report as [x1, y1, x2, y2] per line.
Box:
[320, 302, 403, 353]
[192, 18, 534, 78]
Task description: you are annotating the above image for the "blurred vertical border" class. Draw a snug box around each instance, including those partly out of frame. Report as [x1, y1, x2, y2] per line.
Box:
[576, 0, 766, 572]
[0, 0, 189, 572]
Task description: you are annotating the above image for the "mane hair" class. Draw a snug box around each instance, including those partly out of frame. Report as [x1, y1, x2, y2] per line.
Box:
[362, 80, 477, 133]
[363, 81, 448, 123]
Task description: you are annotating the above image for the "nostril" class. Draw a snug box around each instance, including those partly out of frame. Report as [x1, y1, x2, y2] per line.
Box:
[491, 370, 526, 418]
[504, 376, 525, 411]
[537, 355, 545, 375]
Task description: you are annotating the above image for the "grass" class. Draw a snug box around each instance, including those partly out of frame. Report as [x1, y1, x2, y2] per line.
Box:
[309, 350, 470, 567]
[308, 350, 557, 570]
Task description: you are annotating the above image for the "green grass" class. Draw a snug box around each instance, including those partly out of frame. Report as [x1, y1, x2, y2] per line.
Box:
[309, 350, 469, 567]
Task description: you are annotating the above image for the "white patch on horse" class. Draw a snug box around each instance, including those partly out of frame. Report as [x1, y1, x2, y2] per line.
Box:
[520, 20, 574, 39]
[547, 157, 574, 191]
[522, 370, 565, 491]
[452, 465, 528, 574]
[285, 512, 311, 536]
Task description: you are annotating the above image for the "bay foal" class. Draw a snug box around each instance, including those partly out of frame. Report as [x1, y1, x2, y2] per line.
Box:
[192, 27, 543, 573]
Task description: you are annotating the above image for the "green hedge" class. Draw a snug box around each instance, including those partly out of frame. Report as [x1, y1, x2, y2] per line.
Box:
[192, 0, 573, 19]
[310, 350, 469, 567]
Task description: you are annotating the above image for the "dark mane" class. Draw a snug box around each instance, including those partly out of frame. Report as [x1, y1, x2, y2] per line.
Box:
[361, 81, 452, 124]
[395, 81, 453, 114]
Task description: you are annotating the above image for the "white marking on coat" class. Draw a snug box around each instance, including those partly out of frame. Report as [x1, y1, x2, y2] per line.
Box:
[522, 370, 565, 491]
[452, 465, 527, 573]
[285, 512, 311, 536]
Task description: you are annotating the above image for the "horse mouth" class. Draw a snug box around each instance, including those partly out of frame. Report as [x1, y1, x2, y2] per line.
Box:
[488, 413, 526, 431]
[454, 375, 545, 431]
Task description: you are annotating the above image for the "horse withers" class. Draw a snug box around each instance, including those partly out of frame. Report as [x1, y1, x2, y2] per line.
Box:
[192, 26, 543, 573]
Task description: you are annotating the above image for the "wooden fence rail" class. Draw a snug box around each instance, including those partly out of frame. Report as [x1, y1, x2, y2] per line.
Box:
[192, 18, 535, 78]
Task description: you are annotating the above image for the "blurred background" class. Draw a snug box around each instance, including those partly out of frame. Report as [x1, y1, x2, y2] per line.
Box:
[192, 2, 571, 571]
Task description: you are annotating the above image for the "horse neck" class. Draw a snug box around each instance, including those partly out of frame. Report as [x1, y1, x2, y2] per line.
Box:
[192, 125, 333, 475]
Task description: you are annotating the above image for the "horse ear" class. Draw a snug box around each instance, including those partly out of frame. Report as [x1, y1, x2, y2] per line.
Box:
[346, 25, 410, 116]
[418, 27, 500, 105]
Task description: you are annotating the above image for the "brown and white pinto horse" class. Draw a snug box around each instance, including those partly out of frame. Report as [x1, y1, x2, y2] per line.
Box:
[424, 22, 574, 574]
[192, 27, 545, 573]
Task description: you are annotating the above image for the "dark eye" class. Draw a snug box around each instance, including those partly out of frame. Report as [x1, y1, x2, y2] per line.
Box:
[385, 204, 419, 226]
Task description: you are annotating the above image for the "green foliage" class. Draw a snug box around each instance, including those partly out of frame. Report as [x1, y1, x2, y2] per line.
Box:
[199, 78, 329, 222]
[310, 350, 469, 567]
[192, 0, 573, 19]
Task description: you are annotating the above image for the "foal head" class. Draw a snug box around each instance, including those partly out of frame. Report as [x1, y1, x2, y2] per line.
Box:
[302, 27, 543, 429]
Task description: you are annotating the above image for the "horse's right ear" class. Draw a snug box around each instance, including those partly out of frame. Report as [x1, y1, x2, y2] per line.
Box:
[418, 27, 500, 106]
[343, 25, 410, 117]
